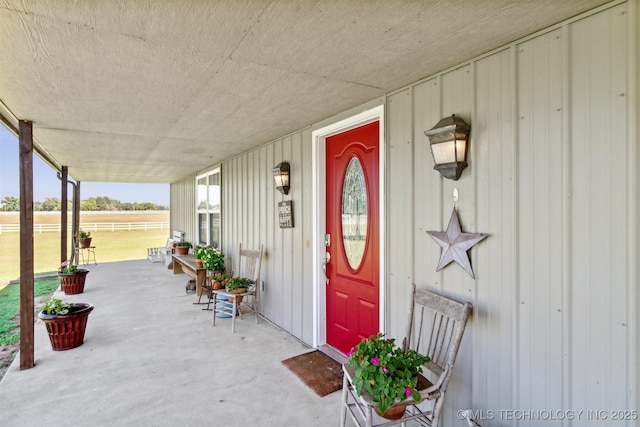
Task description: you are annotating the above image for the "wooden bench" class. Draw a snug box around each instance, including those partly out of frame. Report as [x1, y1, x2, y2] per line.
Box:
[172, 254, 207, 298]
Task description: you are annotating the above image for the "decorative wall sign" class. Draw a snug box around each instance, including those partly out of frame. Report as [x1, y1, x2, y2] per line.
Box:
[278, 200, 294, 228]
[427, 207, 487, 279]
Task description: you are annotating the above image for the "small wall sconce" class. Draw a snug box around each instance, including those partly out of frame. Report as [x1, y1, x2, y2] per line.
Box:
[272, 162, 290, 195]
[424, 114, 470, 180]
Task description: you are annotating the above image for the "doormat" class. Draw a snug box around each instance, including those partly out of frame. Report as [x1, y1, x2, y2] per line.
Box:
[282, 350, 343, 397]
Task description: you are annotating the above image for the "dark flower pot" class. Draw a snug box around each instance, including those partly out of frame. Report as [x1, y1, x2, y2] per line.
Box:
[58, 269, 90, 295]
[79, 237, 92, 248]
[38, 303, 94, 351]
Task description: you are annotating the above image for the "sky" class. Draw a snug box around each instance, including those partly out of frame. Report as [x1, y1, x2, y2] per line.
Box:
[0, 125, 169, 206]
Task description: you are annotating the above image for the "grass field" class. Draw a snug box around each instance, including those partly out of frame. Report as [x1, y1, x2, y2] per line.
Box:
[0, 277, 60, 345]
[0, 212, 169, 283]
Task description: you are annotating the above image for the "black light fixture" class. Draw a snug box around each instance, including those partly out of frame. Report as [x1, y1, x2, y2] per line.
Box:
[424, 114, 470, 180]
[272, 162, 290, 195]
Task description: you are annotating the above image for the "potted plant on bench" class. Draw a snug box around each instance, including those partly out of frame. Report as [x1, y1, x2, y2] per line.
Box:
[200, 246, 225, 272]
[193, 245, 207, 268]
[38, 298, 94, 351]
[175, 241, 192, 255]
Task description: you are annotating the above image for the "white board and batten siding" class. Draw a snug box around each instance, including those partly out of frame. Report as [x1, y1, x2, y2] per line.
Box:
[170, 1, 638, 425]
[169, 177, 196, 242]
[221, 129, 316, 344]
[390, 3, 637, 424]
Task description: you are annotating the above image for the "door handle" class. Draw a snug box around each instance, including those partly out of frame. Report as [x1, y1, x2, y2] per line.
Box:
[322, 252, 330, 285]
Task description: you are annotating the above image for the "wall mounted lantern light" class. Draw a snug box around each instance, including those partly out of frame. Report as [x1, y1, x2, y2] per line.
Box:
[424, 114, 470, 181]
[272, 162, 290, 195]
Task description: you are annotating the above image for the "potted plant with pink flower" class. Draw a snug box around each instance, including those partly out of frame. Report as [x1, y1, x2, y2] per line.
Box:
[348, 333, 430, 419]
[57, 260, 89, 295]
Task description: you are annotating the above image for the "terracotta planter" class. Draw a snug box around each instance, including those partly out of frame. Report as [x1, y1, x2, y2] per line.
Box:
[79, 237, 92, 248]
[227, 288, 247, 303]
[58, 269, 89, 295]
[175, 246, 189, 255]
[212, 279, 223, 290]
[375, 404, 407, 420]
[38, 303, 94, 351]
[195, 258, 203, 268]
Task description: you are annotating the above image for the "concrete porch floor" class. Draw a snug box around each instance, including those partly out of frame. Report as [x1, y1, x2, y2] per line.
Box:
[0, 259, 348, 426]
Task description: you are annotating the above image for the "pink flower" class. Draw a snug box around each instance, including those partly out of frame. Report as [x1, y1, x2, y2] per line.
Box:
[60, 261, 68, 267]
[347, 348, 355, 357]
[405, 387, 412, 397]
[382, 366, 389, 374]
[370, 357, 379, 366]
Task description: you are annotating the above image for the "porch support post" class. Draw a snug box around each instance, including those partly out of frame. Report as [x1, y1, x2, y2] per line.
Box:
[70, 180, 81, 265]
[60, 166, 68, 262]
[18, 120, 34, 370]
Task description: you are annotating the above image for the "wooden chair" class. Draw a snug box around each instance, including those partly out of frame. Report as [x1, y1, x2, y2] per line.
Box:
[197, 272, 213, 307]
[197, 269, 230, 310]
[198, 266, 235, 310]
[211, 244, 263, 333]
[340, 284, 472, 427]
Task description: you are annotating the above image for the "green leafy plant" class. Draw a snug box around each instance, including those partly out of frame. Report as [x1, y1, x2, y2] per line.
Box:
[348, 333, 431, 414]
[193, 245, 206, 259]
[41, 298, 73, 315]
[211, 272, 230, 282]
[225, 277, 252, 291]
[77, 229, 91, 238]
[58, 260, 78, 274]
[196, 246, 225, 271]
[210, 271, 230, 289]
[176, 241, 192, 248]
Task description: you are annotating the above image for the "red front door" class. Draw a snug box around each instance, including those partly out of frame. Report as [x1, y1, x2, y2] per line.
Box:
[325, 121, 380, 354]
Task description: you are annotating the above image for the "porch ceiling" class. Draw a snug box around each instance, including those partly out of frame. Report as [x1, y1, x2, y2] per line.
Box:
[0, 0, 609, 183]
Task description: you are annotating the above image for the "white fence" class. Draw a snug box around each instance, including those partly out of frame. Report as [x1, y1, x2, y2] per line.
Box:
[0, 222, 169, 234]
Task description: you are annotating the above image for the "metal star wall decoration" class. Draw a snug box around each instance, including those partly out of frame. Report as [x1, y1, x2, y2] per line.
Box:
[427, 207, 488, 279]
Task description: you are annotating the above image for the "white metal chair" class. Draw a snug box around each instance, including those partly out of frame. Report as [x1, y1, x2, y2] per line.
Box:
[340, 284, 472, 427]
[211, 244, 263, 333]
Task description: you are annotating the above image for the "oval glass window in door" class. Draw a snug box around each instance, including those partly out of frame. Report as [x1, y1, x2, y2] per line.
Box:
[342, 157, 368, 270]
